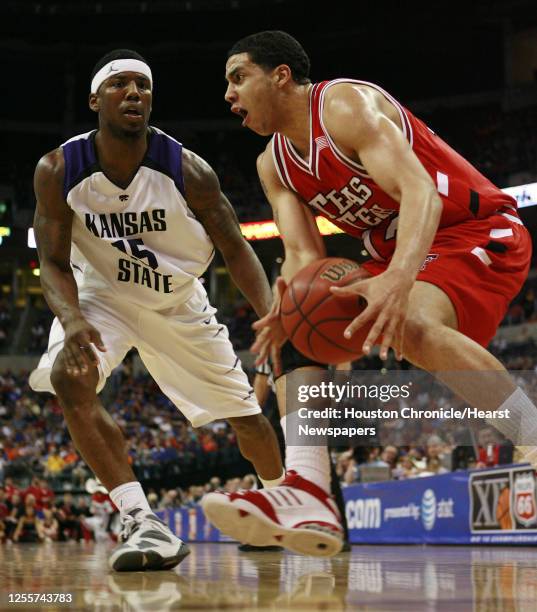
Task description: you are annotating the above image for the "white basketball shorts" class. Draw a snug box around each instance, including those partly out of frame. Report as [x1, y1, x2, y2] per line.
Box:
[29, 280, 261, 427]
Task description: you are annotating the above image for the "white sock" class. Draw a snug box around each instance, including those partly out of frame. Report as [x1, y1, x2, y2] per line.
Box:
[281, 415, 331, 492]
[259, 470, 285, 489]
[109, 481, 152, 517]
[496, 388, 537, 444]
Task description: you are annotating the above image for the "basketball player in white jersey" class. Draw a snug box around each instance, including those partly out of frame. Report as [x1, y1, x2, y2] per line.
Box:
[29, 49, 289, 571]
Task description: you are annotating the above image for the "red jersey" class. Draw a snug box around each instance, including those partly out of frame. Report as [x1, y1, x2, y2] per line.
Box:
[4, 483, 20, 502]
[271, 79, 520, 261]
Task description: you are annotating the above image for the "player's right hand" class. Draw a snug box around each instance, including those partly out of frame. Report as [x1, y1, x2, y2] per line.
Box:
[63, 317, 107, 377]
[251, 277, 289, 374]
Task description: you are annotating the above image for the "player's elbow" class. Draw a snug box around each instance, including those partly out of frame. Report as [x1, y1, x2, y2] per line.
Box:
[426, 185, 444, 221]
[404, 178, 443, 220]
[40, 258, 71, 277]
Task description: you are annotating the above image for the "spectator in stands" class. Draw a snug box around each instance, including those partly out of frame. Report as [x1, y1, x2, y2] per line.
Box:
[380, 445, 399, 472]
[2, 476, 15, 510]
[406, 448, 427, 475]
[24, 477, 54, 512]
[55, 493, 82, 542]
[0, 486, 8, 520]
[335, 449, 355, 486]
[393, 453, 420, 480]
[41, 508, 59, 542]
[76, 496, 92, 519]
[4, 492, 22, 540]
[4, 483, 21, 506]
[425, 436, 448, 466]
[362, 447, 390, 468]
[22, 477, 40, 505]
[82, 486, 116, 543]
[200, 430, 218, 453]
[29, 320, 47, 353]
[12, 488, 27, 507]
[341, 447, 390, 485]
[159, 489, 180, 509]
[476, 426, 513, 468]
[182, 486, 204, 508]
[420, 458, 449, 477]
[205, 476, 222, 492]
[224, 477, 241, 493]
[240, 474, 258, 491]
[147, 491, 159, 509]
[61, 443, 80, 470]
[12, 504, 44, 543]
[45, 446, 65, 477]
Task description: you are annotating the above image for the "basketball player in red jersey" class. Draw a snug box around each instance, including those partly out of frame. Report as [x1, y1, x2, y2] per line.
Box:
[202, 31, 536, 555]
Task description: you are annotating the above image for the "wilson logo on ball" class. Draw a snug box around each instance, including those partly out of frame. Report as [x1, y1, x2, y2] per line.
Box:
[320, 261, 360, 282]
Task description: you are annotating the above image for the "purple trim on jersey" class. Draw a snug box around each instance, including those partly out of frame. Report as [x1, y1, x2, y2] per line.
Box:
[144, 130, 185, 197]
[61, 132, 98, 200]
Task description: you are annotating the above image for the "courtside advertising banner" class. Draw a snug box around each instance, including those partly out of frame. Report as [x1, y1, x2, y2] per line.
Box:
[344, 464, 537, 545]
[158, 464, 537, 545]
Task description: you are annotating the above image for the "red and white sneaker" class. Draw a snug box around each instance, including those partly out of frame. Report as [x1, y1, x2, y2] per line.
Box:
[201, 471, 343, 557]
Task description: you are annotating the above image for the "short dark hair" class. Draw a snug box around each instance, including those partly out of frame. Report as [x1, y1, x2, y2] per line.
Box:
[91, 49, 148, 81]
[228, 31, 310, 84]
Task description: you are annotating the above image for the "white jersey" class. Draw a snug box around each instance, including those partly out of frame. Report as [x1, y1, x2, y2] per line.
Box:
[62, 127, 214, 309]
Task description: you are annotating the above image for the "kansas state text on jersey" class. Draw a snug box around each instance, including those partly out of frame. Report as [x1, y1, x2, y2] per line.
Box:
[62, 127, 214, 308]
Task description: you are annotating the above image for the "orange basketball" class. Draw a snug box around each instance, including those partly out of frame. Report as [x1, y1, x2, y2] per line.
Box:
[280, 257, 371, 364]
[496, 487, 512, 530]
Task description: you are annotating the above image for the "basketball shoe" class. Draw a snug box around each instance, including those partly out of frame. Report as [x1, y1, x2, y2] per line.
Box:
[108, 508, 190, 571]
[107, 573, 185, 610]
[201, 471, 343, 557]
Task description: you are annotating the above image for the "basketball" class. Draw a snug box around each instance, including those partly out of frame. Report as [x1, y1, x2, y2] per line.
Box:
[280, 257, 371, 364]
[496, 487, 513, 530]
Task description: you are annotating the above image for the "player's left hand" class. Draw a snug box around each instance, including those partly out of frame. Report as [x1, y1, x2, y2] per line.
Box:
[251, 277, 288, 374]
[330, 268, 413, 360]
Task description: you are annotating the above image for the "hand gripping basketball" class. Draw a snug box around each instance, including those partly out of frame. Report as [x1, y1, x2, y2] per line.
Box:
[251, 277, 289, 372]
[279, 258, 372, 364]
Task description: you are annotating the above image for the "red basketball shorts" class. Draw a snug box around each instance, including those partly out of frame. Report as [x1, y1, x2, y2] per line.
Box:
[361, 212, 532, 347]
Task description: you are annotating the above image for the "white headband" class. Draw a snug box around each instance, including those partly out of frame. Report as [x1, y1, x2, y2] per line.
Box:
[90, 59, 153, 94]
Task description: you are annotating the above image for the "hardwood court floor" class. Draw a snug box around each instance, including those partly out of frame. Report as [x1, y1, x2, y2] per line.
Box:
[1, 541, 537, 610]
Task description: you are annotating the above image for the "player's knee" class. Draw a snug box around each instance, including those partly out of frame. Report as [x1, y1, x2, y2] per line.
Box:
[228, 413, 268, 439]
[402, 311, 442, 359]
[50, 352, 99, 408]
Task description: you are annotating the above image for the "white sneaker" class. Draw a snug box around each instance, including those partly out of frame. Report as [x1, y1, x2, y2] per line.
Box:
[108, 508, 190, 572]
[201, 471, 343, 557]
[107, 573, 185, 610]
